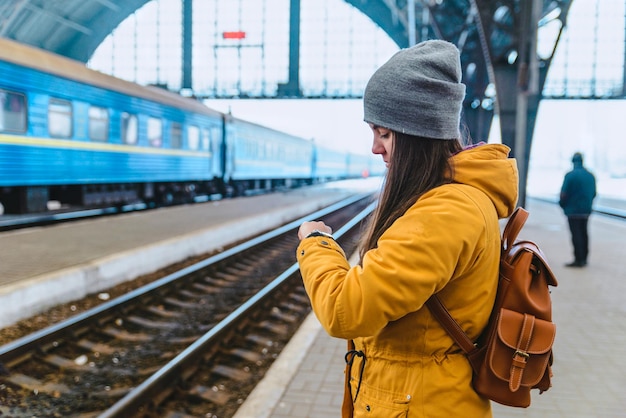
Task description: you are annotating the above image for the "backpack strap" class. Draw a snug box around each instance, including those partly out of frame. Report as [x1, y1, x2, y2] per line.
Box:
[502, 207, 529, 251]
[425, 295, 482, 372]
[427, 209, 527, 373]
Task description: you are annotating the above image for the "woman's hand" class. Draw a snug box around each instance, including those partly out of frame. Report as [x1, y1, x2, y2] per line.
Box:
[298, 221, 333, 241]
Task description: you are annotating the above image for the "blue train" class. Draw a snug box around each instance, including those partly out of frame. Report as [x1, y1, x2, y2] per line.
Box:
[0, 37, 384, 214]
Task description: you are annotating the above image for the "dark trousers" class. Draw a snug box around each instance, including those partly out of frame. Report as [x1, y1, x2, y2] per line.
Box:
[568, 216, 589, 264]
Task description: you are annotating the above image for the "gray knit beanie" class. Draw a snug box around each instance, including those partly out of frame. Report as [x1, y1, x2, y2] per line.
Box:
[363, 39, 466, 140]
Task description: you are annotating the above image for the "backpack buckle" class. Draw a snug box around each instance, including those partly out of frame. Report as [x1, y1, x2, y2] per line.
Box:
[513, 349, 530, 360]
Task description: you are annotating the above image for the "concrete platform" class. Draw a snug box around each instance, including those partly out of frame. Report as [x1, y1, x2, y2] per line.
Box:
[234, 199, 626, 418]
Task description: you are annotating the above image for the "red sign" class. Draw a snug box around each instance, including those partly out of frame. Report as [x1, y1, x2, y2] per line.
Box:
[222, 31, 246, 40]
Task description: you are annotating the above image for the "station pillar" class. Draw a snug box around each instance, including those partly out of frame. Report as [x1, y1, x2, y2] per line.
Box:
[277, 0, 302, 97]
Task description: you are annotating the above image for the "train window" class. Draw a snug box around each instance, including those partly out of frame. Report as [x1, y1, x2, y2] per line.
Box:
[0, 89, 26, 133]
[147, 117, 162, 147]
[210, 127, 220, 152]
[121, 112, 138, 145]
[188, 125, 200, 150]
[266, 142, 274, 160]
[48, 99, 72, 138]
[170, 122, 182, 149]
[202, 128, 211, 151]
[88, 106, 109, 142]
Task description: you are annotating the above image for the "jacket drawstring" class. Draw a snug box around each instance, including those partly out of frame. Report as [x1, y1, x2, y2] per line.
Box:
[345, 349, 366, 403]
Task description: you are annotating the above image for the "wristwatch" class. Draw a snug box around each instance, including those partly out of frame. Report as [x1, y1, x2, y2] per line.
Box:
[305, 229, 334, 239]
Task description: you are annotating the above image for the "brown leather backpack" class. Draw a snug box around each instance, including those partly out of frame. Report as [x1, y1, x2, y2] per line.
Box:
[426, 207, 558, 408]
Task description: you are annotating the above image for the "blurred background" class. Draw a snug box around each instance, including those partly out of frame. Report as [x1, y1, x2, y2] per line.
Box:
[85, 0, 625, 200]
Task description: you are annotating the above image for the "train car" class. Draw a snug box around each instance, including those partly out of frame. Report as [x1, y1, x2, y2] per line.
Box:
[312, 144, 350, 182]
[224, 117, 314, 195]
[346, 152, 376, 179]
[367, 153, 387, 177]
[0, 36, 376, 215]
[0, 37, 227, 213]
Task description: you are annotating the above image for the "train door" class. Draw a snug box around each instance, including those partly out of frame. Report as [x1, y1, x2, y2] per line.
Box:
[222, 115, 235, 187]
[311, 144, 318, 182]
[207, 125, 220, 179]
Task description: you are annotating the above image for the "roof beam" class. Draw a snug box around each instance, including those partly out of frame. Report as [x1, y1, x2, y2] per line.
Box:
[418, 1, 443, 40]
[24, 2, 92, 35]
[92, 0, 121, 12]
[0, 0, 29, 37]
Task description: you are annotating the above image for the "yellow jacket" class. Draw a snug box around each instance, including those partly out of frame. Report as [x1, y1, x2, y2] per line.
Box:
[296, 144, 518, 417]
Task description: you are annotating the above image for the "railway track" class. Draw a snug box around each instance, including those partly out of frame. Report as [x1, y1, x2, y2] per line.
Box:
[0, 193, 377, 417]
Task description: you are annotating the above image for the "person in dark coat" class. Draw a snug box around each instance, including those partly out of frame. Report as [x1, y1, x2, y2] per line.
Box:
[559, 152, 596, 267]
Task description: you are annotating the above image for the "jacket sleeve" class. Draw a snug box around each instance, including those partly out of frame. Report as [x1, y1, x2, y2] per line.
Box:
[296, 186, 490, 340]
[559, 173, 570, 208]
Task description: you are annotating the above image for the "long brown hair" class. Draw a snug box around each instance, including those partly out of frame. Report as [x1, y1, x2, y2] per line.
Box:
[359, 132, 462, 263]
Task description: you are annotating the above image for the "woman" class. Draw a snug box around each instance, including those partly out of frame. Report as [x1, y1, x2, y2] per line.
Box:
[296, 40, 518, 417]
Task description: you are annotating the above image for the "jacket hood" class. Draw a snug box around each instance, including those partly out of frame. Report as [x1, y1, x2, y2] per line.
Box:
[450, 143, 519, 218]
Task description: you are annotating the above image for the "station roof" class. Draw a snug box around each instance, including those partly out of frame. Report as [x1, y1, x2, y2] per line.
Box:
[0, 0, 151, 62]
[0, 0, 573, 107]
[0, 0, 559, 65]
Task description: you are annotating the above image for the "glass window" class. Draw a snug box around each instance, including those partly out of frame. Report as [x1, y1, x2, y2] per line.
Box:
[202, 128, 211, 151]
[148, 117, 162, 147]
[210, 127, 221, 152]
[170, 122, 182, 149]
[121, 112, 138, 145]
[267, 142, 272, 158]
[88, 106, 109, 141]
[258, 140, 264, 158]
[48, 99, 72, 138]
[0, 89, 27, 133]
[188, 125, 200, 150]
